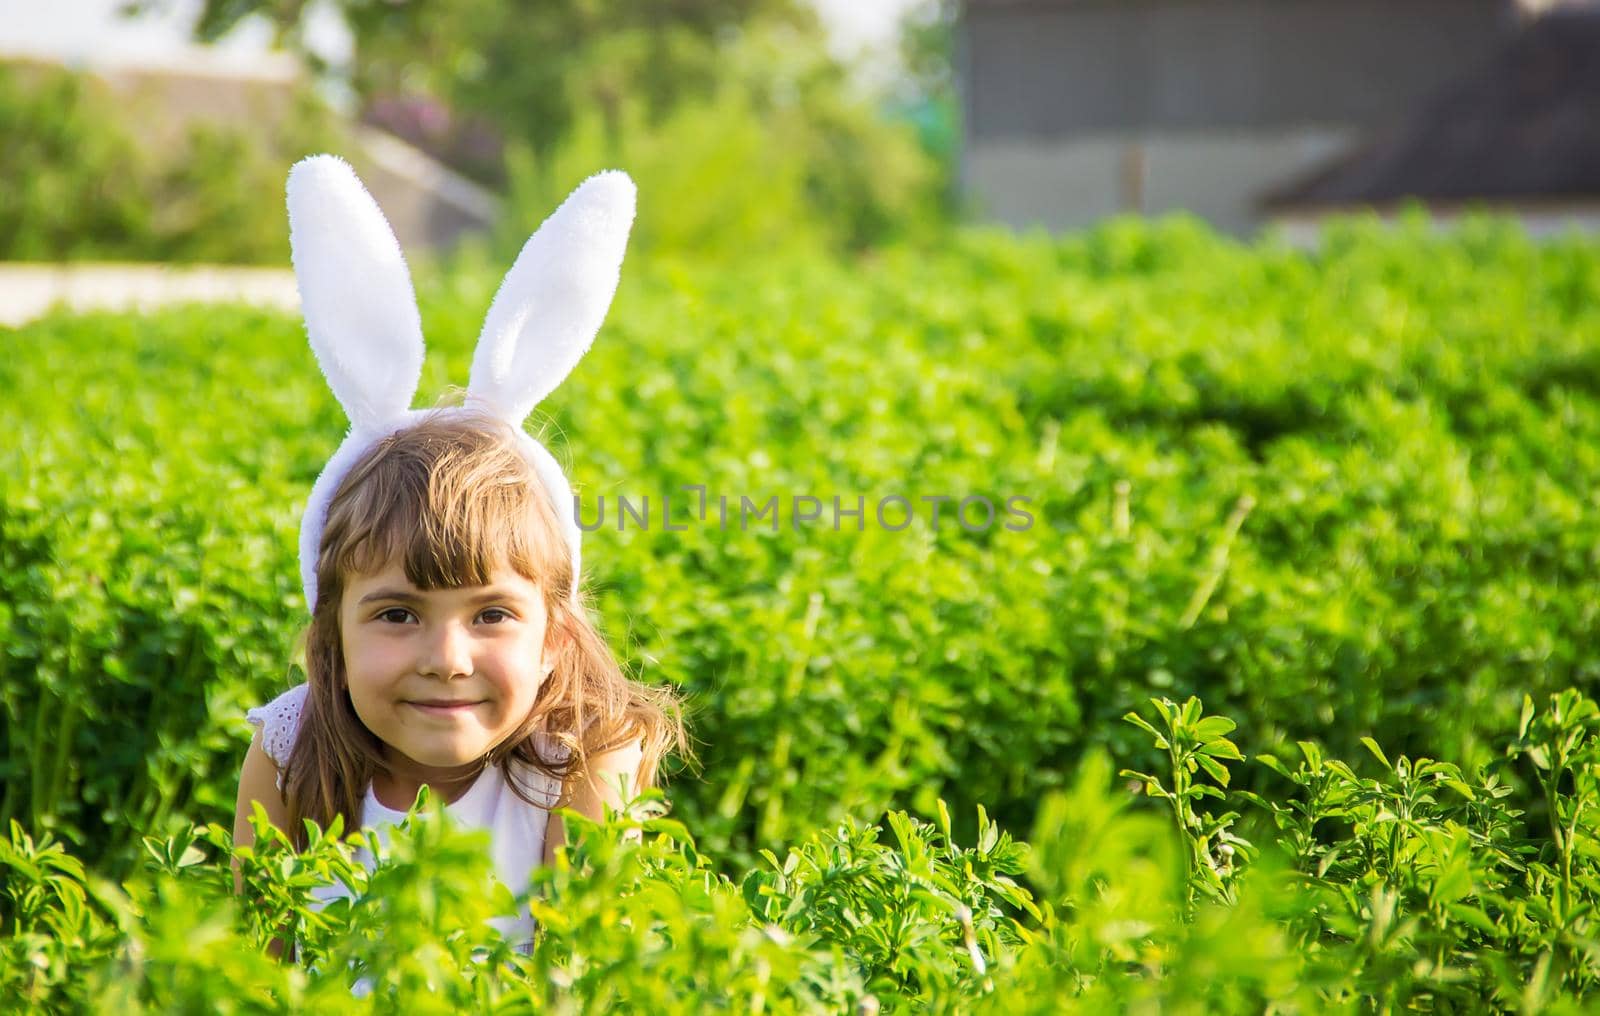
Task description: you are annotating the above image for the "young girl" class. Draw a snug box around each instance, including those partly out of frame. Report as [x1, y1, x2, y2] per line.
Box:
[232, 154, 686, 962]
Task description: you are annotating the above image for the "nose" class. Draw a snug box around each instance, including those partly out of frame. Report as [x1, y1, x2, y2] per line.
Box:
[418, 619, 474, 679]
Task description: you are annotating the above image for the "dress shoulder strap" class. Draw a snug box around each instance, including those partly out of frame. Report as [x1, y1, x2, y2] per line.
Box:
[245, 682, 309, 789]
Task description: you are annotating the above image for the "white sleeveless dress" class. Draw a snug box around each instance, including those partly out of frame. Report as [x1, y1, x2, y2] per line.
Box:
[245, 683, 562, 966]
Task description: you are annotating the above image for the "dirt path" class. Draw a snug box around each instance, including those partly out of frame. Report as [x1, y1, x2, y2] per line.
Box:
[0, 264, 299, 327]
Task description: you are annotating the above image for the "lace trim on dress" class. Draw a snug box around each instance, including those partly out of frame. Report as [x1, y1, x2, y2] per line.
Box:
[244, 683, 309, 791]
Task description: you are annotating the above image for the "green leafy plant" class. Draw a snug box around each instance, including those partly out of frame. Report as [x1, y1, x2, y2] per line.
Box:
[6, 218, 1600, 1009]
[9, 693, 1600, 1009]
[1121, 695, 1253, 905]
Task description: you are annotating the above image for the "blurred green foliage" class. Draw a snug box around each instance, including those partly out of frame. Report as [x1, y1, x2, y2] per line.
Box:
[171, 0, 953, 257]
[9, 689, 1600, 1009]
[7, 1, 952, 263]
[892, 0, 961, 211]
[184, 0, 811, 155]
[495, 32, 942, 261]
[4, 216, 1600, 1006]
[0, 61, 344, 263]
[5, 214, 1599, 872]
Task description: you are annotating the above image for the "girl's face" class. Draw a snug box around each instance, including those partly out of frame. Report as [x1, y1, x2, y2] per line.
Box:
[338, 558, 552, 798]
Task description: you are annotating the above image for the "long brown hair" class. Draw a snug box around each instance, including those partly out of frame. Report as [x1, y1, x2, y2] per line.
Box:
[281, 403, 689, 848]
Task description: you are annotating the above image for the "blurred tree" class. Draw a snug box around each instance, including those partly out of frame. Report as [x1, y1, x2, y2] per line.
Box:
[491, 18, 943, 258]
[163, 0, 818, 161]
[0, 60, 343, 262]
[131, 0, 956, 253]
[891, 0, 961, 212]
[895, 0, 958, 157]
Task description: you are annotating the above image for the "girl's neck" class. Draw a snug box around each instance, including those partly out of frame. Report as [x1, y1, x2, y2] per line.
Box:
[372, 751, 487, 811]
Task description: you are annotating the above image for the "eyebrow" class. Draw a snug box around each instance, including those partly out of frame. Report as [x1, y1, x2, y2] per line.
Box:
[357, 588, 531, 606]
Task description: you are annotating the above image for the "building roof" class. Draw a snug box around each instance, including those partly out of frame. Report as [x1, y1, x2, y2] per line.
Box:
[1263, 9, 1600, 209]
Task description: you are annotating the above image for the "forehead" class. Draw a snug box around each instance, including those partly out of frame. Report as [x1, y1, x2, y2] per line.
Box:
[342, 557, 543, 600]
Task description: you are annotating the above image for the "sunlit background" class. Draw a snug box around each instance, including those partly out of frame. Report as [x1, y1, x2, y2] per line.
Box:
[0, 0, 940, 290]
[9, 6, 1600, 1005]
[1, 0, 1594, 309]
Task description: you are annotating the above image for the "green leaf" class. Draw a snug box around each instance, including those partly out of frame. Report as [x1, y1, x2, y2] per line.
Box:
[1254, 753, 1292, 779]
[1200, 738, 1245, 761]
[1123, 710, 1170, 750]
[1297, 741, 1324, 771]
[1360, 737, 1391, 771]
[1441, 779, 1477, 801]
[1447, 903, 1501, 937]
[1195, 753, 1231, 787]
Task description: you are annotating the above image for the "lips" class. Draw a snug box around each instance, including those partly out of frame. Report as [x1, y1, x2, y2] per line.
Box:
[408, 700, 483, 713]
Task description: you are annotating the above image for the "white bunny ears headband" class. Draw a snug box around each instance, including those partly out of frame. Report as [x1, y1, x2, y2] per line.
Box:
[287, 154, 636, 614]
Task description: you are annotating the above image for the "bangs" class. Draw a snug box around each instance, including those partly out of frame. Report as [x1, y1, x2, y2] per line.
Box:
[341, 474, 543, 589]
[319, 410, 570, 597]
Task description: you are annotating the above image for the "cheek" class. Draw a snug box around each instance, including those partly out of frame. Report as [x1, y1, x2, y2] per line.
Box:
[340, 632, 407, 690]
[487, 641, 548, 707]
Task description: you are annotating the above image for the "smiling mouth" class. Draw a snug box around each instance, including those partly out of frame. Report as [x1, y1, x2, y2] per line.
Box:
[408, 701, 484, 713]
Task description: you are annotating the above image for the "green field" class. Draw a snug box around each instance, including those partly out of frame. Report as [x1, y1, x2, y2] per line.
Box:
[5, 215, 1600, 1010]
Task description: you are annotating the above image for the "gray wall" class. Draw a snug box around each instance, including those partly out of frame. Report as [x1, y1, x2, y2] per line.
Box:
[964, 0, 1513, 140]
[966, 128, 1359, 234]
[959, 0, 1518, 233]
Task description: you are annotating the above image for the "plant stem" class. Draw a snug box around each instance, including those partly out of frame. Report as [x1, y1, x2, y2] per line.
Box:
[1179, 494, 1254, 629]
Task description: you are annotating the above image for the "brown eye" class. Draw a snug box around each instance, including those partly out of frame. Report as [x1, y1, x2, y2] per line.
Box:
[377, 608, 415, 624]
[479, 608, 513, 625]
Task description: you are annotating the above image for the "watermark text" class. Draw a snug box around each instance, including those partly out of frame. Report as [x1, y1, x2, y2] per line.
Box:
[574, 488, 1036, 534]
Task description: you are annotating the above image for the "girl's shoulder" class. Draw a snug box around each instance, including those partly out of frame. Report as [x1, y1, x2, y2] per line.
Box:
[245, 682, 309, 784]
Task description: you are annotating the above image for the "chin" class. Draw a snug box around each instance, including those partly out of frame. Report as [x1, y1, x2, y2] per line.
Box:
[395, 737, 491, 768]
[424, 746, 489, 767]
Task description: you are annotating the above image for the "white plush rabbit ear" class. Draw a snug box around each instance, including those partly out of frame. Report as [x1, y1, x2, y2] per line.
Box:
[468, 170, 636, 423]
[287, 154, 425, 431]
